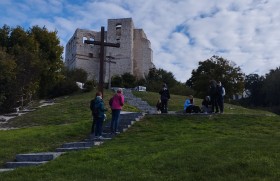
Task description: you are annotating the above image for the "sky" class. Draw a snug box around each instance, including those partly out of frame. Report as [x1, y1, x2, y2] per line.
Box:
[0, 0, 279, 82]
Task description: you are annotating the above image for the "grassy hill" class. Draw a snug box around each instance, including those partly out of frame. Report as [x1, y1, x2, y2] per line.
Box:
[0, 89, 279, 180]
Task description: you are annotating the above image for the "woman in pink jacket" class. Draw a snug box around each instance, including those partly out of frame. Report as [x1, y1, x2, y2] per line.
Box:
[110, 88, 125, 134]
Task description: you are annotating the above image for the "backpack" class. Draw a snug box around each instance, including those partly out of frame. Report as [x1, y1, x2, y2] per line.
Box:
[109, 97, 113, 107]
[90, 99, 99, 118]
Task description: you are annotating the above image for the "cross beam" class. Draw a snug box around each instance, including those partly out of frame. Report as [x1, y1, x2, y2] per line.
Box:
[84, 40, 120, 47]
[84, 26, 120, 97]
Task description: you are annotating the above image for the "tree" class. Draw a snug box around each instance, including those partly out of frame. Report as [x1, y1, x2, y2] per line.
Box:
[0, 25, 10, 48]
[262, 67, 280, 106]
[145, 68, 178, 92]
[111, 75, 123, 87]
[244, 74, 265, 106]
[65, 68, 88, 83]
[0, 49, 17, 112]
[121, 73, 136, 88]
[29, 26, 64, 97]
[187, 55, 245, 98]
[0, 25, 65, 112]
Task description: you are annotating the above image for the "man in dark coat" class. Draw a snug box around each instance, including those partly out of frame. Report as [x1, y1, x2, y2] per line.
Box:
[159, 83, 170, 113]
[208, 80, 219, 113]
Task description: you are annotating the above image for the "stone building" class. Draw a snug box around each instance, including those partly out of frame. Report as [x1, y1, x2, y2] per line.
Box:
[65, 18, 154, 83]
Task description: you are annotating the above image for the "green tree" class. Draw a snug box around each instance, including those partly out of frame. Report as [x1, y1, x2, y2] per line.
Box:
[0, 49, 17, 112]
[29, 26, 64, 97]
[65, 68, 88, 83]
[187, 55, 245, 98]
[262, 67, 280, 106]
[244, 74, 265, 106]
[0, 25, 10, 48]
[145, 68, 177, 92]
[121, 73, 136, 88]
[0, 25, 65, 112]
[111, 75, 123, 87]
[8, 26, 41, 105]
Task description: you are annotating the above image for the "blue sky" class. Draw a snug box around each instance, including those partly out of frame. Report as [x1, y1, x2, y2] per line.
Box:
[0, 0, 279, 82]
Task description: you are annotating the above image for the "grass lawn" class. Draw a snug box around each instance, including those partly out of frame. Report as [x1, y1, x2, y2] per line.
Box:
[0, 90, 279, 180]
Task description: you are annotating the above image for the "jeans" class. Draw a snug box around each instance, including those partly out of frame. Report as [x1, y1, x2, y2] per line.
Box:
[161, 99, 168, 113]
[95, 115, 104, 136]
[91, 117, 96, 134]
[217, 96, 224, 113]
[111, 109, 121, 133]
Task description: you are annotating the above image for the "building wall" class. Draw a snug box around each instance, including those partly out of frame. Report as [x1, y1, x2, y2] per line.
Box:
[133, 29, 154, 78]
[65, 18, 153, 83]
[65, 29, 102, 81]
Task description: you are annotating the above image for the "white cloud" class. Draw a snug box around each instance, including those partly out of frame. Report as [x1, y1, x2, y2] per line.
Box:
[0, 0, 280, 82]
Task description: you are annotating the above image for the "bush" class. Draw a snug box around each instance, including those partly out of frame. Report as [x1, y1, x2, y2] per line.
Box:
[49, 80, 79, 98]
[83, 80, 95, 92]
[111, 75, 123, 87]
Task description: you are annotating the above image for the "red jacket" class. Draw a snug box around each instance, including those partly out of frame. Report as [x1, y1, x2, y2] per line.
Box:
[111, 93, 124, 110]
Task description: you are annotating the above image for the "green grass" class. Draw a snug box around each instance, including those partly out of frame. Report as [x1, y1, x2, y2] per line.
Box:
[0, 90, 279, 180]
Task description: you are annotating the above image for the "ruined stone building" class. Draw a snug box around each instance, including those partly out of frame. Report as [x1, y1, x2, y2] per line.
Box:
[65, 18, 154, 83]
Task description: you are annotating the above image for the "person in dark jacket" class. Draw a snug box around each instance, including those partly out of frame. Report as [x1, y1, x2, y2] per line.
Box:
[201, 96, 212, 113]
[208, 80, 219, 113]
[159, 83, 170, 113]
[90, 91, 107, 138]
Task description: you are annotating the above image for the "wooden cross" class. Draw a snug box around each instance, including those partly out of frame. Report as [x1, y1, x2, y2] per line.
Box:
[84, 26, 120, 97]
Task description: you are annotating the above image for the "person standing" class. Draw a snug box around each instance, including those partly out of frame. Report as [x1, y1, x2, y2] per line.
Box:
[159, 83, 170, 113]
[109, 88, 124, 134]
[217, 81, 225, 113]
[208, 80, 219, 113]
[90, 91, 107, 138]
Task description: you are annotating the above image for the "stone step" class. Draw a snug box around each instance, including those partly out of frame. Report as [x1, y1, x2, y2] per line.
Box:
[16, 152, 63, 162]
[5, 161, 48, 168]
[0, 168, 14, 172]
[55, 147, 92, 152]
[120, 113, 143, 119]
[61, 141, 95, 148]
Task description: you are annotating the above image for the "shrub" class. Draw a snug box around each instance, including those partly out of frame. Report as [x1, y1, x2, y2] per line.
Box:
[83, 80, 95, 92]
[49, 80, 79, 98]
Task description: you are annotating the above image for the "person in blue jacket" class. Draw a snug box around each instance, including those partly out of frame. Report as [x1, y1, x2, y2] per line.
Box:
[184, 95, 201, 113]
[90, 91, 107, 138]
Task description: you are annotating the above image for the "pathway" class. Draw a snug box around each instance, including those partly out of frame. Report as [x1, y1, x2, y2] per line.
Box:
[123, 89, 157, 114]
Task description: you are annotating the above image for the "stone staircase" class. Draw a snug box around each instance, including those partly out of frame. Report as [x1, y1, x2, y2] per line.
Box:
[0, 112, 144, 172]
[123, 89, 157, 114]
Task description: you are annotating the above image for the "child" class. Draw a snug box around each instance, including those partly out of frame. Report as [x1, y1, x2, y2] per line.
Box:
[201, 96, 212, 113]
[156, 99, 162, 114]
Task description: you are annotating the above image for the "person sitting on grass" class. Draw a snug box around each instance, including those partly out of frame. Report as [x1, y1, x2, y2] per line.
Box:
[184, 95, 201, 113]
[201, 96, 212, 113]
[156, 99, 162, 114]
